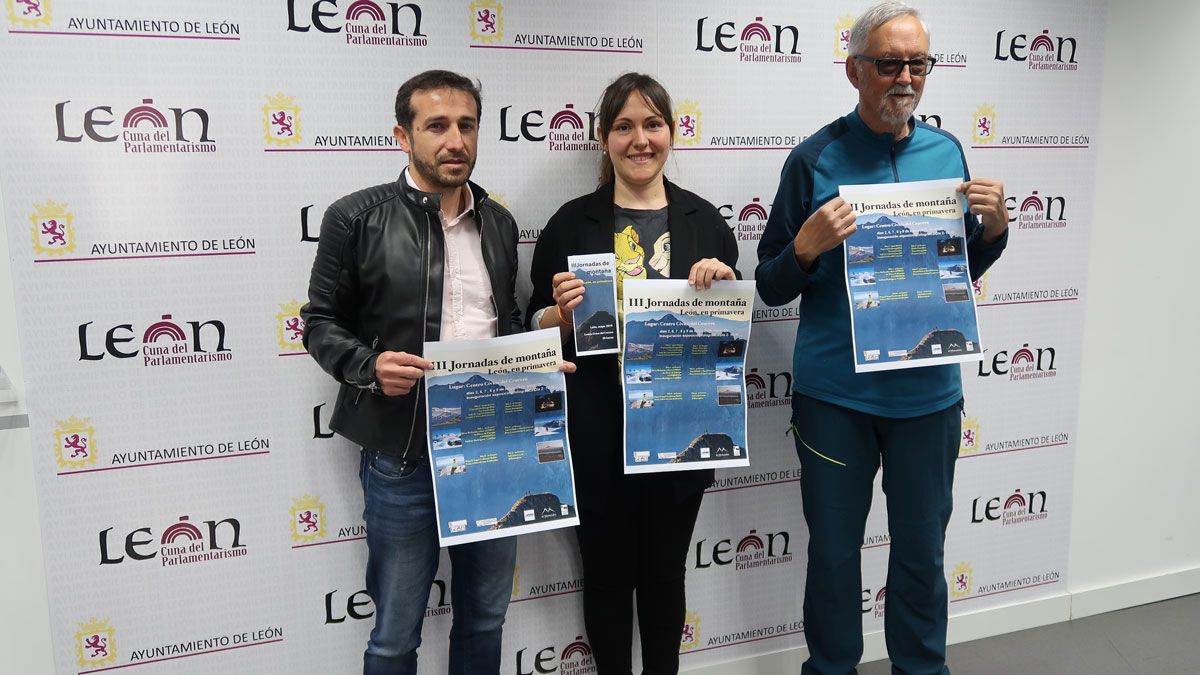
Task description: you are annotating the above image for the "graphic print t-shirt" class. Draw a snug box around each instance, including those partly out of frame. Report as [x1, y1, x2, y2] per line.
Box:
[613, 206, 669, 311]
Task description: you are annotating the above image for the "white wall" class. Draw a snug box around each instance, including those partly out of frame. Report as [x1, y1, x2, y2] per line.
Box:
[1067, 0, 1200, 615]
[2, 1, 1198, 673]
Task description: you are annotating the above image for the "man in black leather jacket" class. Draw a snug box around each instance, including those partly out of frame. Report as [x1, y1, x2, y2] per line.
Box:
[301, 70, 522, 675]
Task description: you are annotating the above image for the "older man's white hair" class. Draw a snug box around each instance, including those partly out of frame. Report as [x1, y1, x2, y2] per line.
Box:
[847, 1, 930, 57]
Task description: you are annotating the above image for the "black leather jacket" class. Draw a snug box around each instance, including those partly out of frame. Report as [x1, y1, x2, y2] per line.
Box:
[301, 171, 522, 458]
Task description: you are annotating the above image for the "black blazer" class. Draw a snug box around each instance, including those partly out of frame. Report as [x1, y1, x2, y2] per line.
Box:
[527, 178, 741, 506]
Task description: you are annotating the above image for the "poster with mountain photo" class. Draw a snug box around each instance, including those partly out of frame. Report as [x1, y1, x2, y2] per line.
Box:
[567, 253, 620, 355]
[839, 178, 984, 373]
[621, 279, 755, 474]
[423, 329, 579, 546]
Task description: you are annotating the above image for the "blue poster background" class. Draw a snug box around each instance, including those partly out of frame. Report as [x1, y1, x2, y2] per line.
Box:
[623, 311, 748, 470]
[427, 370, 575, 541]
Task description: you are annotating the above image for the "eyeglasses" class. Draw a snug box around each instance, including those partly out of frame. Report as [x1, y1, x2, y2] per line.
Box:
[854, 55, 937, 76]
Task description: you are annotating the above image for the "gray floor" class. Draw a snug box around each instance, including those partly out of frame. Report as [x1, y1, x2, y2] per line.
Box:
[858, 594, 1200, 675]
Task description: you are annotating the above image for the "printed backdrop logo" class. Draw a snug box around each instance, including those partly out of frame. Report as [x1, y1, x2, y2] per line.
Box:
[265, 93, 399, 150]
[721, 196, 772, 241]
[55, 97, 215, 153]
[263, 93, 302, 146]
[672, 98, 800, 150]
[7, 3, 240, 38]
[75, 618, 116, 669]
[674, 100, 702, 146]
[277, 301, 307, 353]
[99, 514, 247, 566]
[745, 367, 791, 408]
[467, 2, 640, 53]
[971, 488, 1049, 526]
[290, 495, 327, 544]
[469, 1, 502, 42]
[977, 342, 1058, 380]
[972, 104, 995, 145]
[514, 635, 595, 675]
[862, 586, 886, 619]
[55, 416, 97, 470]
[695, 527, 793, 571]
[834, 15, 854, 60]
[995, 27, 1078, 70]
[970, 103, 1088, 148]
[77, 314, 233, 367]
[950, 562, 973, 598]
[28, 200, 256, 263]
[286, 0, 428, 46]
[30, 199, 75, 256]
[695, 14, 803, 63]
[498, 102, 599, 151]
[680, 611, 701, 651]
[6, 0, 50, 27]
[959, 416, 979, 454]
[972, 275, 988, 303]
[1008, 189, 1068, 230]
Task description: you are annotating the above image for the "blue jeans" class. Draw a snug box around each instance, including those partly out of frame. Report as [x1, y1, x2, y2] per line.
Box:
[359, 449, 517, 675]
[791, 396, 961, 675]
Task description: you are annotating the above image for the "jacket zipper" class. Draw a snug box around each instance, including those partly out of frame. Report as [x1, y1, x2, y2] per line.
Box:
[354, 336, 382, 406]
[400, 212, 433, 460]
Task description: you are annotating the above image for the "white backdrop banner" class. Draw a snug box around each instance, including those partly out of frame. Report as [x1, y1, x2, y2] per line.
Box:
[0, 1, 1103, 672]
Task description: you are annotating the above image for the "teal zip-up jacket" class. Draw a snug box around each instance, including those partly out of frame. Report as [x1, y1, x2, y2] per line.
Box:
[756, 108, 1008, 418]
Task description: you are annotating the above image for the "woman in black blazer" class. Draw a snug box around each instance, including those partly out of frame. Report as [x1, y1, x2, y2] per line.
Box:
[527, 72, 740, 675]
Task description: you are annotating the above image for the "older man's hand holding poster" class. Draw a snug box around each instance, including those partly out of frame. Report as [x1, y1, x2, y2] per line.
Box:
[839, 178, 984, 373]
[621, 279, 755, 474]
[424, 328, 578, 546]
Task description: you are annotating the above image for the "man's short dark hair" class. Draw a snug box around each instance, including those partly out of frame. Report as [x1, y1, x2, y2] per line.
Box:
[394, 70, 482, 132]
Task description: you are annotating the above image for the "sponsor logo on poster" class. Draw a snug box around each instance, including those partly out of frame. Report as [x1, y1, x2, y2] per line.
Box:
[286, 0, 428, 46]
[54, 416, 97, 470]
[995, 27, 1078, 70]
[971, 488, 1050, 526]
[497, 101, 600, 151]
[289, 495, 327, 544]
[694, 528, 793, 570]
[977, 342, 1058, 380]
[98, 514, 248, 566]
[75, 618, 117, 668]
[55, 97, 216, 153]
[77, 314, 233, 366]
[277, 301, 307, 354]
[695, 14, 803, 63]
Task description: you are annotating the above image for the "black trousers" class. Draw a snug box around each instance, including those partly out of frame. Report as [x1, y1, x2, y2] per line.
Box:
[575, 479, 704, 675]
